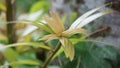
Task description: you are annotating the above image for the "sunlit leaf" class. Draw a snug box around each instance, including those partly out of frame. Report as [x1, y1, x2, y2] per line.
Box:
[39, 34, 58, 42]
[50, 12, 64, 32]
[11, 60, 40, 66]
[44, 16, 60, 34]
[0, 60, 40, 68]
[76, 10, 115, 28]
[32, 22, 54, 33]
[60, 37, 74, 61]
[18, 20, 53, 33]
[69, 2, 114, 29]
[7, 20, 53, 34]
[27, 11, 43, 21]
[62, 28, 87, 37]
[21, 25, 38, 37]
[0, 42, 51, 51]
[44, 12, 64, 35]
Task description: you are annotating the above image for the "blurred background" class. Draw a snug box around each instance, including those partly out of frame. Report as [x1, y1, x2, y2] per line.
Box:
[0, 0, 120, 68]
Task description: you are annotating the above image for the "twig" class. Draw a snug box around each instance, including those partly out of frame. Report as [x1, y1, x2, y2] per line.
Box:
[41, 42, 61, 68]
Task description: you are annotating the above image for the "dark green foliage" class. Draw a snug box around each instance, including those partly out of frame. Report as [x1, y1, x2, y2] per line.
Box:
[63, 42, 117, 68]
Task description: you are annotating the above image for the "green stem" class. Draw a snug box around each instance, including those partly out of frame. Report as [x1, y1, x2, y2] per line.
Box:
[6, 0, 16, 44]
[41, 42, 61, 68]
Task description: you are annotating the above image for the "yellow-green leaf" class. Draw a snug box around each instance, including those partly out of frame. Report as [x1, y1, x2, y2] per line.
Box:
[50, 11, 64, 32]
[62, 28, 87, 37]
[44, 16, 60, 34]
[44, 12, 64, 35]
[3, 48, 19, 62]
[10, 60, 40, 66]
[0, 42, 51, 51]
[32, 22, 54, 33]
[39, 34, 58, 42]
[60, 37, 74, 61]
[0, 60, 40, 68]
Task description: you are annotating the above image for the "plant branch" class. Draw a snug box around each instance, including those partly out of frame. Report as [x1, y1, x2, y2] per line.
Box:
[41, 42, 61, 68]
[84, 26, 111, 39]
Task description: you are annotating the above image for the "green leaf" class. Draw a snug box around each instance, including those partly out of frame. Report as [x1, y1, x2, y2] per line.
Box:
[32, 22, 54, 33]
[59, 39, 117, 68]
[0, 60, 40, 68]
[69, 12, 77, 25]
[62, 28, 87, 37]
[29, 1, 49, 14]
[44, 12, 65, 35]
[1, 48, 19, 68]
[11, 60, 40, 66]
[0, 42, 51, 51]
[39, 34, 58, 42]
[82, 52, 112, 68]
[62, 14, 67, 24]
[3, 48, 19, 62]
[11, 20, 54, 34]
[93, 46, 117, 60]
[74, 42, 117, 68]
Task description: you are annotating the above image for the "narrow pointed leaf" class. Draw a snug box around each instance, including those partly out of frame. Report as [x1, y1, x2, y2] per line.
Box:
[62, 28, 87, 37]
[21, 25, 38, 37]
[44, 16, 62, 35]
[8, 20, 54, 34]
[0, 60, 40, 68]
[70, 2, 114, 29]
[60, 37, 74, 61]
[44, 12, 64, 35]
[39, 34, 58, 42]
[0, 42, 51, 51]
[50, 11, 64, 32]
[10, 60, 40, 66]
[76, 10, 115, 28]
[32, 22, 54, 33]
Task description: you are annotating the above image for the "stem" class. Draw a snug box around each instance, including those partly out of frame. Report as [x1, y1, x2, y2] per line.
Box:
[84, 26, 110, 39]
[6, 0, 16, 44]
[41, 42, 61, 68]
